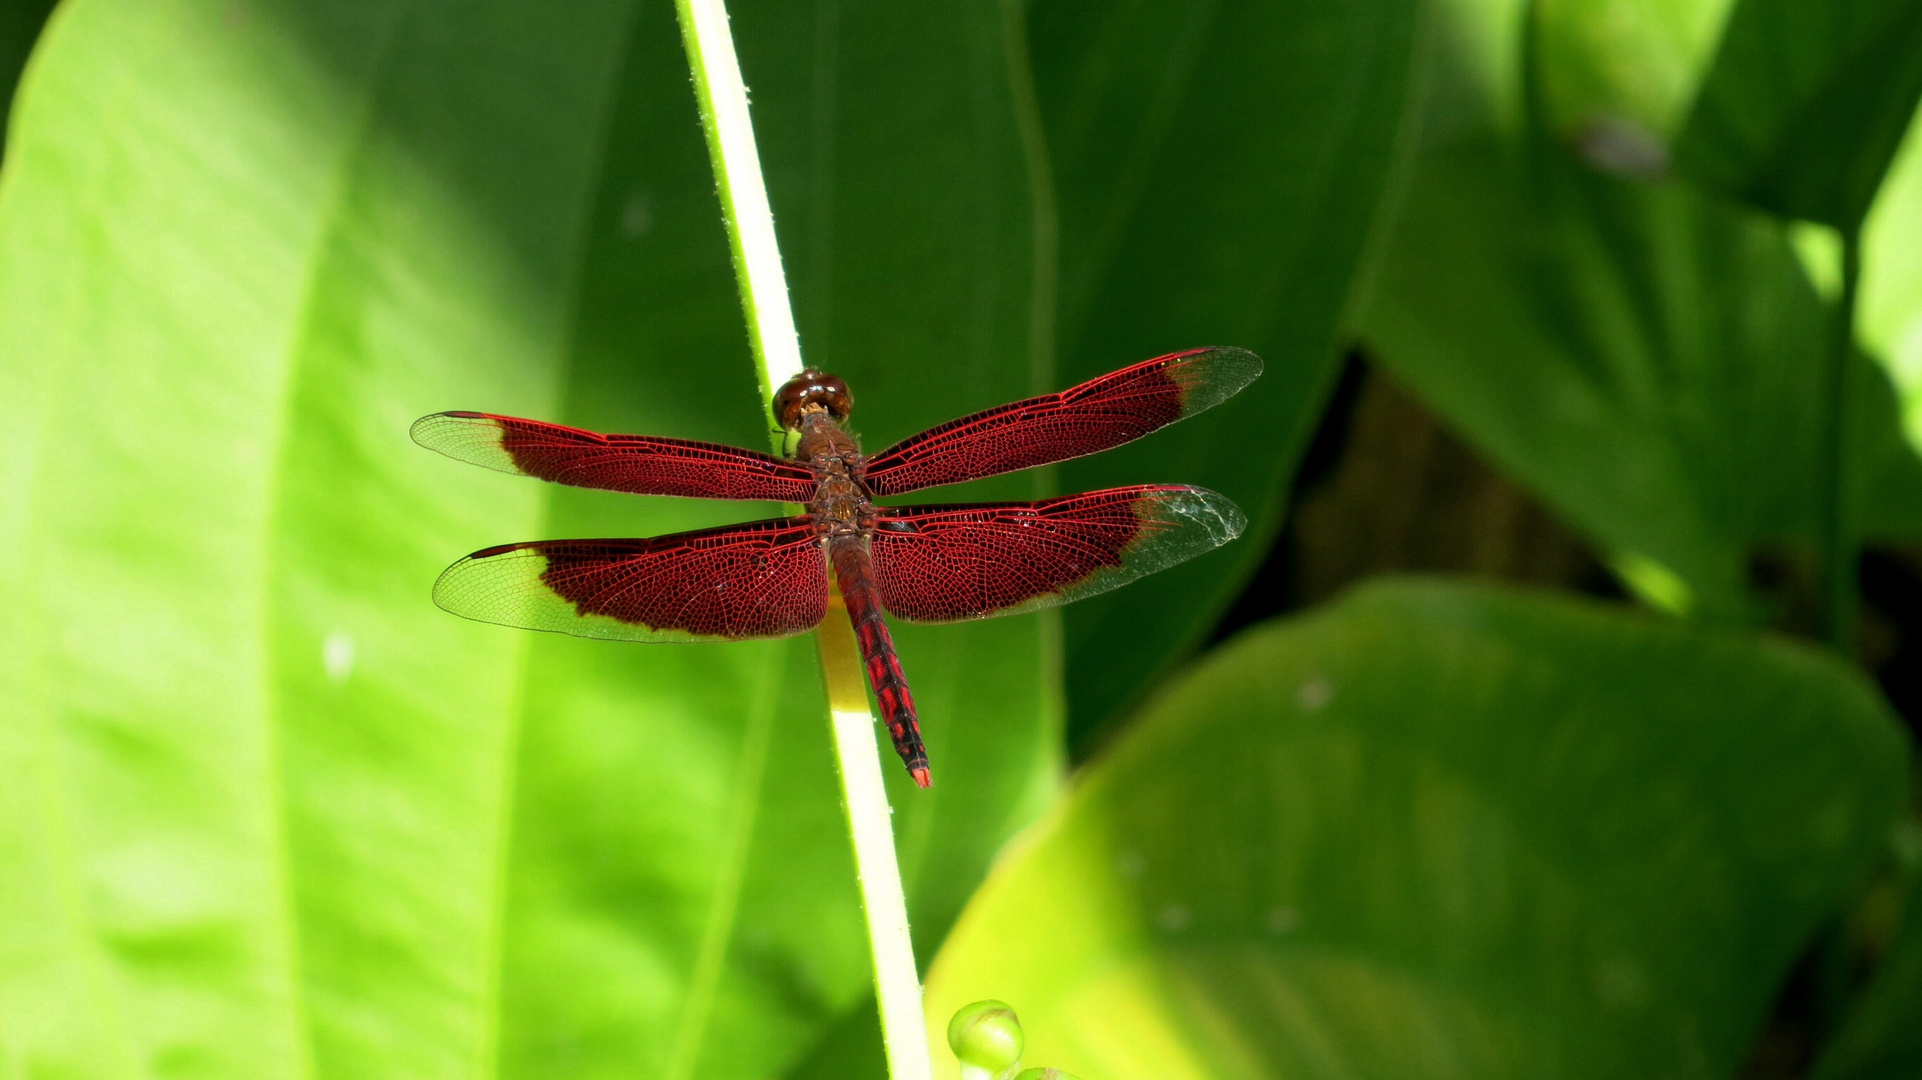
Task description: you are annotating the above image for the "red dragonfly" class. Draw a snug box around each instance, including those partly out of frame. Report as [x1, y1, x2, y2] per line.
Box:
[414, 347, 1260, 788]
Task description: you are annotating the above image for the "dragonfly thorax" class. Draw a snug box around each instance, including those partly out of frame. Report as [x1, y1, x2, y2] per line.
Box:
[795, 407, 873, 540]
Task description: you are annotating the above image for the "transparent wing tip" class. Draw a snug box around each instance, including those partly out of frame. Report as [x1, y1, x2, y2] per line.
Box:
[1155, 485, 1247, 546]
[1173, 347, 1264, 415]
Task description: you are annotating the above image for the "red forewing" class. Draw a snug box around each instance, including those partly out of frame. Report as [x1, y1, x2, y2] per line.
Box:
[861, 347, 1260, 497]
[869, 485, 1245, 622]
[412, 412, 816, 502]
[433, 518, 829, 642]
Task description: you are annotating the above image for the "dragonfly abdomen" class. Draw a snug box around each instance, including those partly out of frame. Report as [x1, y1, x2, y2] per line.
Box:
[828, 536, 930, 788]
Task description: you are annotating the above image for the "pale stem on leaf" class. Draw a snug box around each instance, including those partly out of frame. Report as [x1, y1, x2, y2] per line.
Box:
[671, 1, 936, 1078]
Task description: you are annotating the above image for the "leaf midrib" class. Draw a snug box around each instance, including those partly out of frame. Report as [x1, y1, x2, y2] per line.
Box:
[258, 6, 416, 1078]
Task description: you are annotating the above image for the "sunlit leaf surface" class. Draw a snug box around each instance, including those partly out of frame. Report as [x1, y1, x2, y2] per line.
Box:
[1862, 106, 1922, 456]
[0, 1, 1064, 1076]
[927, 580, 1911, 1080]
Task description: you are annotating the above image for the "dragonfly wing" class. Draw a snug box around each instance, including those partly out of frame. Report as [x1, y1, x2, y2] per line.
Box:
[434, 517, 829, 642]
[861, 347, 1260, 497]
[869, 486, 1245, 622]
[412, 412, 816, 502]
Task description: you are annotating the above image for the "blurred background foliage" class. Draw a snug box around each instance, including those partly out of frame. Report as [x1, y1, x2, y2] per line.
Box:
[0, 1, 1917, 1079]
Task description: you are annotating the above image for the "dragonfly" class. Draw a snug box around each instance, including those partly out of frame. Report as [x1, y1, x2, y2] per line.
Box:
[413, 346, 1260, 788]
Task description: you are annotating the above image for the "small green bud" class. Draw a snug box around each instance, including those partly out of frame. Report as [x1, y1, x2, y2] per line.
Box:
[948, 999, 1024, 1072]
[1014, 1070, 1080, 1080]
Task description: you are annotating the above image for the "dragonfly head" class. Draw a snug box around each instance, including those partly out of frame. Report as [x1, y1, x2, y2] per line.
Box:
[775, 369, 853, 429]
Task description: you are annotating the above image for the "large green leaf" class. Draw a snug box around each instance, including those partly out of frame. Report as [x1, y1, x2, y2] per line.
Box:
[0, 1, 1062, 1077]
[1676, 0, 1922, 230]
[789, 2, 1429, 1065]
[1032, 0, 1422, 744]
[742, 0, 1107, 972]
[925, 580, 1912, 1080]
[1356, 0, 1922, 619]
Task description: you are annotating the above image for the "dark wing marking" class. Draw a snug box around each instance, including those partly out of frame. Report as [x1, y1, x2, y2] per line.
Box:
[412, 412, 816, 502]
[868, 486, 1244, 622]
[433, 517, 828, 641]
[860, 347, 1260, 496]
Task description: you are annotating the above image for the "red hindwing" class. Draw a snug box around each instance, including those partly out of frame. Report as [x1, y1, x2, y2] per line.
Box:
[868, 485, 1244, 622]
[860, 347, 1260, 496]
[432, 518, 829, 641]
[412, 412, 816, 502]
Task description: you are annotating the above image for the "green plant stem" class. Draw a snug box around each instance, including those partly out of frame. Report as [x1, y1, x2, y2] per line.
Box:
[672, 0, 805, 445]
[671, 2, 934, 1078]
[1817, 229, 1863, 652]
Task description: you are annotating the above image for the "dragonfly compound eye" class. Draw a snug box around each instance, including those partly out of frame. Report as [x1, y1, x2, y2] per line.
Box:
[775, 369, 854, 428]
